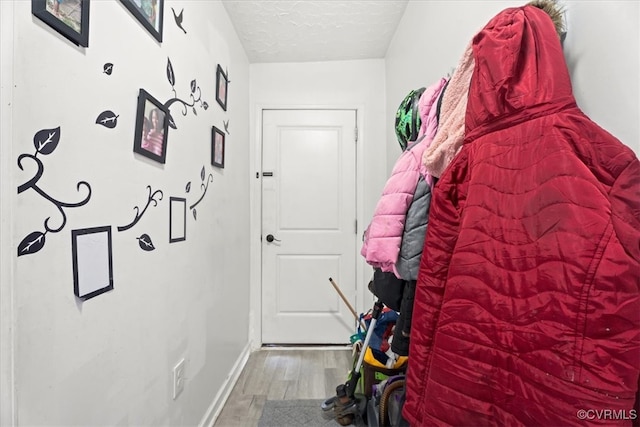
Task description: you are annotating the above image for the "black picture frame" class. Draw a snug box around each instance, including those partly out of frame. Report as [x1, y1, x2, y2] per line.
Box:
[169, 197, 186, 243]
[119, 0, 164, 42]
[133, 89, 170, 164]
[211, 126, 225, 169]
[215, 65, 228, 111]
[71, 226, 114, 301]
[32, 0, 90, 47]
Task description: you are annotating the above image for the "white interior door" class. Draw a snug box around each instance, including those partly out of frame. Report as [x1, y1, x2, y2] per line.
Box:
[261, 109, 357, 344]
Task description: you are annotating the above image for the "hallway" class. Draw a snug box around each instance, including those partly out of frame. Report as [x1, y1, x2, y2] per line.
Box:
[214, 348, 352, 427]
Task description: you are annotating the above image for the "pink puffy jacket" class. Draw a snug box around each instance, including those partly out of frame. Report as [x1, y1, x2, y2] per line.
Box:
[361, 78, 446, 274]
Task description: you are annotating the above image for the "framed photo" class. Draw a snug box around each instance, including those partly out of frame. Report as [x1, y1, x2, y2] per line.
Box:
[169, 197, 186, 243]
[119, 0, 164, 42]
[32, 0, 90, 47]
[211, 126, 225, 168]
[215, 65, 228, 111]
[71, 226, 114, 301]
[133, 89, 170, 164]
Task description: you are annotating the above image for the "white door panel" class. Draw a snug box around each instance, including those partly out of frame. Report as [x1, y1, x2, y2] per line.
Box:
[262, 109, 357, 344]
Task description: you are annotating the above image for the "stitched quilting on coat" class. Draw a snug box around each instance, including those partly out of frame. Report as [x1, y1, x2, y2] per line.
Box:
[403, 5, 640, 427]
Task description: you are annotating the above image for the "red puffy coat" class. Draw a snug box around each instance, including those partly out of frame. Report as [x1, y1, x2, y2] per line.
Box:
[404, 5, 640, 426]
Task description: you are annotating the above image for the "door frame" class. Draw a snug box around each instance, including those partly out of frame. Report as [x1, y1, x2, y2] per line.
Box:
[249, 104, 368, 350]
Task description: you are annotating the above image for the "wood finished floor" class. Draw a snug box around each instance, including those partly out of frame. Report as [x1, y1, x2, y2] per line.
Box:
[213, 347, 353, 427]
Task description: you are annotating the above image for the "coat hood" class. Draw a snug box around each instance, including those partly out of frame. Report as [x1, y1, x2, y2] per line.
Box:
[465, 5, 576, 140]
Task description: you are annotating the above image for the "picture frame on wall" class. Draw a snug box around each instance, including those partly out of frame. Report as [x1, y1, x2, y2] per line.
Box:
[32, 0, 90, 47]
[215, 65, 228, 111]
[169, 197, 186, 243]
[71, 226, 114, 301]
[133, 89, 170, 164]
[211, 125, 225, 168]
[119, 0, 164, 42]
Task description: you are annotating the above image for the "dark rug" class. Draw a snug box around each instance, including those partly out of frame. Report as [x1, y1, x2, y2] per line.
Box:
[257, 399, 348, 427]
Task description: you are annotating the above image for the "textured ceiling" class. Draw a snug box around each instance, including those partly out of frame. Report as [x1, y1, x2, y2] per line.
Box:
[221, 0, 410, 63]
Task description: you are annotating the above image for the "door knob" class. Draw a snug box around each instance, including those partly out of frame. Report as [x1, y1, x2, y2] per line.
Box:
[265, 234, 281, 243]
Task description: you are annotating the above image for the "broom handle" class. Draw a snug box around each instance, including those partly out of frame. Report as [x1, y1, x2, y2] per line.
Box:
[329, 277, 367, 331]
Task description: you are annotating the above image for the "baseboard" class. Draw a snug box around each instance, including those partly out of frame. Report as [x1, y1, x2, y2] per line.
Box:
[198, 342, 252, 427]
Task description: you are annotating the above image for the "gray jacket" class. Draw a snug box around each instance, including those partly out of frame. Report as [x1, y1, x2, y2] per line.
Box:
[395, 174, 431, 281]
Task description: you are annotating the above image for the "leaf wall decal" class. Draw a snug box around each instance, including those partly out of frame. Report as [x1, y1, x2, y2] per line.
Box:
[33, 127, 60, 155]
[168, 114, 177, 129]
[190, 79, 197, 93]
[137, 234, 156, 251]
[103, 63, 114, 75]
[193, 209, 197, 220]
[200, 166, 205, 181]
[95, 111, 119, 128]
[17, 231, 46, 256]
[192, 107, 197, 116]
[203, 102, 209, 110]
[185, 182, 191, 193]
[166, 57, 175, 86]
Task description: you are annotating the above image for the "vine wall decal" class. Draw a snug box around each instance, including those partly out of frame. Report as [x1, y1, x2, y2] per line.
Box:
[117, 186, 163, 252]
[187, 166, 213, 220]
[117, 185, 164, 232]
[17, 126, 92, 257]
[223, 119, 229, 134]
[163, 57, 209, 129]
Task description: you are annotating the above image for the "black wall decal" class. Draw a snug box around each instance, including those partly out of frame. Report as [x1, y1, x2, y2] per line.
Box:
[215, 65, 228, 111]
[223, 119, 229, 135]
[166, 58, 175, 86]
[96, 110, 119, 128]
[117, 185, 164, 232]
[137, 233, 156, 251]
[163, 57, 209, 129]
[169, 197, 186, 243]
[72, 226, 114, 300]
[17, 126, 92, 257]
[171, 7, 187, 34]
[103, 63, 114, 75]
[185, 181, 191, 193]
[188, 166, 213, 220]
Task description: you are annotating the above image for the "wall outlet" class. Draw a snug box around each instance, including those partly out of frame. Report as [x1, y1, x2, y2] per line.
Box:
[172, 358, 186, 400]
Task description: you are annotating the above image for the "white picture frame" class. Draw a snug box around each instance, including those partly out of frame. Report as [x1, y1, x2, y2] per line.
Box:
[71, 226, 114, 300]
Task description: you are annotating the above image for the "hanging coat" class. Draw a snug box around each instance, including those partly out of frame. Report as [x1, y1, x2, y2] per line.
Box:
[361, 78, 446, 276]
[404, 5, 640, 427]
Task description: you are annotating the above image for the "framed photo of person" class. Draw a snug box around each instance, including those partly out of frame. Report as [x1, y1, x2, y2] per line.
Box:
[119, 0, 164, 42]
[215, 64, 228, 111]
[133, 89, 170, 164]
[211, 125, 225, 168]
[32, 0, 90, 47]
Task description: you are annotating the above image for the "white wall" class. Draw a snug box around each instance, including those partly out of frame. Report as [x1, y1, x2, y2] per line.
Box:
[563, 0, 639, 154]
[2, 0, 250, 425]
[249, 60, 387, 325]
[385, 0, 639, 174]
[1, 2, 16, 425]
